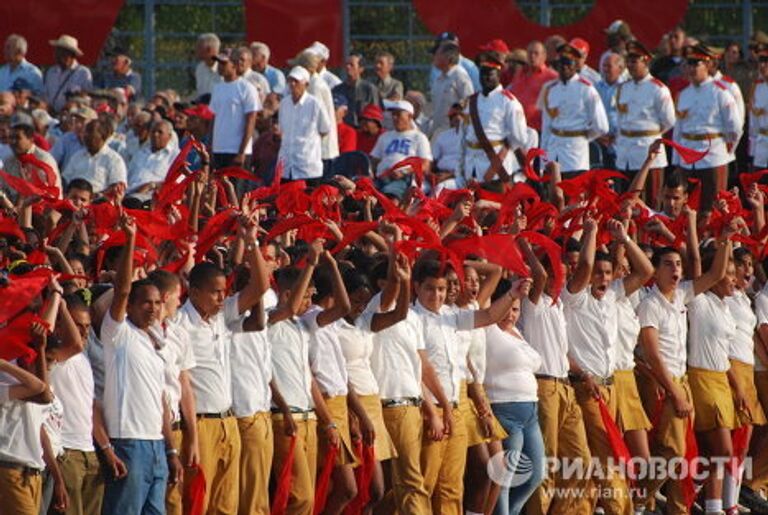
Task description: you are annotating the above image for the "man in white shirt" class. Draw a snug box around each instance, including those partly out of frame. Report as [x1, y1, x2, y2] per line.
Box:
[195, 33, 222, 98]
[127, 119, 178, 193]
[209, 48, 261, 170]
[637, 238, 732, 515]
[430, 42, 474, 137]
[307, 41, 342, 90]
[562, 219, 654, 514]
[62, 119, 127, 195]
[233, 46, 270, 102]
[431, 105, 463, 191]
[101, 214, 182, 513]
[278, 66, 331, 182]
[413, 259, 529, 515]
[371, 99, 432, 198]
[177, 218, 270, 514]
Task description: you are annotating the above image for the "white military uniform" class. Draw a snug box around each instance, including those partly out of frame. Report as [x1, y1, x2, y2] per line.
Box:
[713, 71, 745, 163]
[460, 86, 528, 184]
[750, 77, 768, 167]
[615, 73, 676, 170]
[540, 74, 609, 172]
[672, 77, 742, 169]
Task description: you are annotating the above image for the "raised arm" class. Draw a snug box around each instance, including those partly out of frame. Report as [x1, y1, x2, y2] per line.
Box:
[237, 217, 270, 315]
[519, 238, 547, 305]
[567, 216, 597, 294]
[607, 219, 654, 295]
[466, 261, 503, 308]
[692, 236, 732, 296]
[626, 139, 663, 198]
[0, 358, 46, 400]
[473, 278, 532, 328]
[267, 239, 322, 325]
[370, 253, 411, 332]
[315, 251, 351, 327]
[109, 214, 136, 323]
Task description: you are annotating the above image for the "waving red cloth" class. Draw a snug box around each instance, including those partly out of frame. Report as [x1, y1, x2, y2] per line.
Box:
[271, 436, 297, 515]
[195, 209, 238, 262]
[0, 311, 48, 362]
[519, 231, 564, 301]
[661, 138, 708, 165]
[682, 417, 699, 508]
[0, 271, 52, 324]
[522, 148, 549, 183]
[445, 234, 530, 277]
[344, 442, 376, 515]
[596, 397, 632, 466]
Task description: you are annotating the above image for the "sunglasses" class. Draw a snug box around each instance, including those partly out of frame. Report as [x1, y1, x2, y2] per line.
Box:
[686, 58, 704, 66]
[558, 57, 576, 67]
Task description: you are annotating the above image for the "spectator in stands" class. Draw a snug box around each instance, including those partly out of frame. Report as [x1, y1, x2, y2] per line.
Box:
[430, 103, 462, 191]
[251, 42, 286, 96]
[430, 42, 474, 136]
[3, 112, 61, 200]
[721, 41, 752, 96]
[44, 35, 93, 113]
[10, 78, 34, 110]
[570, 38, 601, 84]
[405, 90, 431, 135]
[62, 119, 127, 195]
[652, 25, 687, 84]
[234, 46, 270, 102]
[307, 41, 342, 90]
[604, 19, 634, 55]
[278, 66, 330, 181]
[97, 48, 142, 99]
[595, 51, 625, 169]
[0, 34, 43, 95]
[195, 33, 221, 98]
[333, 54, 380, 128]
[356, 103, 384, 155]
[0, 91, 15, 116]
[31, 109, 57, 149]
[544, 34, 567, 67]
[209, 48, 260, 169]
[372, 51, 404, 101]
[123, 110, 152, 165]
[429, 32, 481, 92]
[127, 120, 178, 193]
[507, 40, 557, 132]
[51, 106, 95, 170]
[334, 93, 357, 153]
[501, 48, 528, 87]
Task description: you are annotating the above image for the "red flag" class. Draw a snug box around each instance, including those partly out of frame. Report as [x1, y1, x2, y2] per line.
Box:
[16, 154, 58, 188]
[380, 156, 424, 188]
[730, 425, 750, 476]
[344, 443, 376, 515]
[445, 234, 530, 277]
[0, 272, 52, 324]
[522, 148, 550, 183]
[662, 138, 708, 165]
[271, 436, 297, 515]
[0, 170, 56, 199]
[0, 311, 47, 362]
[597, 397, 632, 465]
[196, 209, 238, 262]
[183, 465, 206, 515]
[682, 417, 699, 508]
[0, 217, 26, 241]
[739, 169, 768, 191]
[314, 445, 339, 515]
[329, 222, 380, 255]
[213, 166, 255, 181]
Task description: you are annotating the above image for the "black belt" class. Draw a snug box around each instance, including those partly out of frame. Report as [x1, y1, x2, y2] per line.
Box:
[196, 409, 234, 419]
[535, 374, 570, 385]
[0, 460, 42, 476]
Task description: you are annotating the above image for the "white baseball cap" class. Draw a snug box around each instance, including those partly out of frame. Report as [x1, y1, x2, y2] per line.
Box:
[287, 66, 311, 83]
[307, 41, 330, 60]
[383, 99, 414, 115]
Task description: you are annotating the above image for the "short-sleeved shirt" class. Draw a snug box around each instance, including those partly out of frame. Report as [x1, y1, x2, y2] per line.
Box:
[687, 291, 736, 372]
[231, 323, 272, 417]
[210, 78, 261, 155]
[370, 129, 432, 177]
[337, 312, 379, 396]
[49, 353, 95, 451]
[521, 294, 569, 378]
[484, 324, 542, 403]
[637, 281, 695, 377]
[726, 289, 756, 365]
[150, 317, 195, 423]
[303, 306, 349, 398]
[101, 312, 166, 440]
[62, 145, 127, 193]
[269, 316, 314, 410]
[0, 381, 47, 469]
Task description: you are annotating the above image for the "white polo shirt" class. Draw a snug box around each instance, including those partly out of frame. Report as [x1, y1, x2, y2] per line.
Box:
[269, 316, 314, 411]
[561, 280, 624, 378]
[150, 316, 195, 423]
[178, 295, 242, 414]
[687, 291, 736, 372]
[101, 312, 166, 440]
[367, 292, 425, 400]
[413, 301, 475, 404]
[726, 289, 756, 365]
[520, 294, 570, 378]
[303, 305, 349, 398]
[0, 382, 47, 469]
[126, 144, 179, 192]
[337, 312, 379, 396]
[49, 353, 95, 451]
[637, 281, 695, 377]
[484, 324, 542, 403]
[278, 91, 331, 180]
[62, 144, 127, 193]
[614, 289, 643, 371]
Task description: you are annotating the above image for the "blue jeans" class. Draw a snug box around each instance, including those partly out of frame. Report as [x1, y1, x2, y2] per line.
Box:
[491, 401, 546, 515]
[102, 439, 168, 515]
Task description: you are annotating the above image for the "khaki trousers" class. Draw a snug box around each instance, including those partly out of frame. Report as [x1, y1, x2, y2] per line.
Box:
[380, 405, 431, 515]
[58, 448, 104, 515]
[272, 417, 317, 515]
[166, 430, 183, 515]
[197, 417, 241, 515]
[638, 375, 692, 515]
[745, 371, 768, 493]
[573, 382, 633, 515]
[526, 378, 593, 515]
[237, 412, 273, 515]
[0, 467, 42, 515]
[420, 406, 468, 515]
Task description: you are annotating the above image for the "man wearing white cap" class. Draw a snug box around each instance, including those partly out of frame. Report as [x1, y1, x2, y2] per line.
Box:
[371, 99, 432, 198]
[308, 41, 342, 90]
[43, 35, 93, 113]
[278, 66, 331, 182]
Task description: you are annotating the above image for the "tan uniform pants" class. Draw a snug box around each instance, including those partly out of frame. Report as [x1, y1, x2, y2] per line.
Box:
[272, 416, 317, 515]
[0, 467, 42, 515]
[745, 370, 768, 494]
[197, 417, 241, 515]
[58, 448, 104, 515]
[237, 412, 273, 515]
[166, 429, 183, 515]
[526, 378, 593, 515]
[573, 382, 633, 515]
[421, 406, 468, 515]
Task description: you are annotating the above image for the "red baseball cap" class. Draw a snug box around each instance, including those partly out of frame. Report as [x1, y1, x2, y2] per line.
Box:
[184, 104, 214, 121]
[569, 37, 590, 57]
[359, 104, 384, 123]
[478, 39, 510, 54]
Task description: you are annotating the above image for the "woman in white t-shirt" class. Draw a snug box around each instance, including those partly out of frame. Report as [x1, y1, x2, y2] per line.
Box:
[484, 280, 545, 515]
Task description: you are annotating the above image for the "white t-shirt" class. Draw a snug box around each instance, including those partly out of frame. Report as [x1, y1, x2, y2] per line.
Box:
[210, 78, 261, 154]
[371, 129, 432, 177]
[0, 382, 47, 469]
[151, 317, 195, 423]
[520, 294, 569, 378]
[337, 313, 379, 396]
[615, 289, 642, 371]
[49, 353, 95, 451]
[726, 289, 756, 365]
[484, 324, 542, 403]
[101, 312, 166, 440]
[687, 291, 736, 372]
[42, 394, 65, 458]
[269, 316, 314, 410]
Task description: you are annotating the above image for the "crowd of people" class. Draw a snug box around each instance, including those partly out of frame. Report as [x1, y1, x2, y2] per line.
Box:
[2, 15, 768, 515]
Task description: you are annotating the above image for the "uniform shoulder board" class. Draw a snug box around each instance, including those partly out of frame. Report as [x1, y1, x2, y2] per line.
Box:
[578, 77, 592, 86]
[714, 80, 728, 91]
[650, 77, 665, 88]
[502, 90, 517, 101]
[721, 75, 735, 84]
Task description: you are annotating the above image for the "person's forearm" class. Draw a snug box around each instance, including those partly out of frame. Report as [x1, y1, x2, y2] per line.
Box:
[92, 401, 111, 447]
[179, 372, 198, 442]
[238, 113, 257, 156]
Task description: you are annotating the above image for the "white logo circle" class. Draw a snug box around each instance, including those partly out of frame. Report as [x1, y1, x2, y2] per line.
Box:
[487, 449, 534, 488]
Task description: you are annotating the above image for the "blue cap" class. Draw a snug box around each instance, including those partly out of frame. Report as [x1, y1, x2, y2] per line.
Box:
[11, 78, 34, 92]
[332, 93, 348, 108]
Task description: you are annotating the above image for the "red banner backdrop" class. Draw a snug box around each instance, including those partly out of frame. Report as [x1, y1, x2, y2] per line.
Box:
[0, 0, 688, 69]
